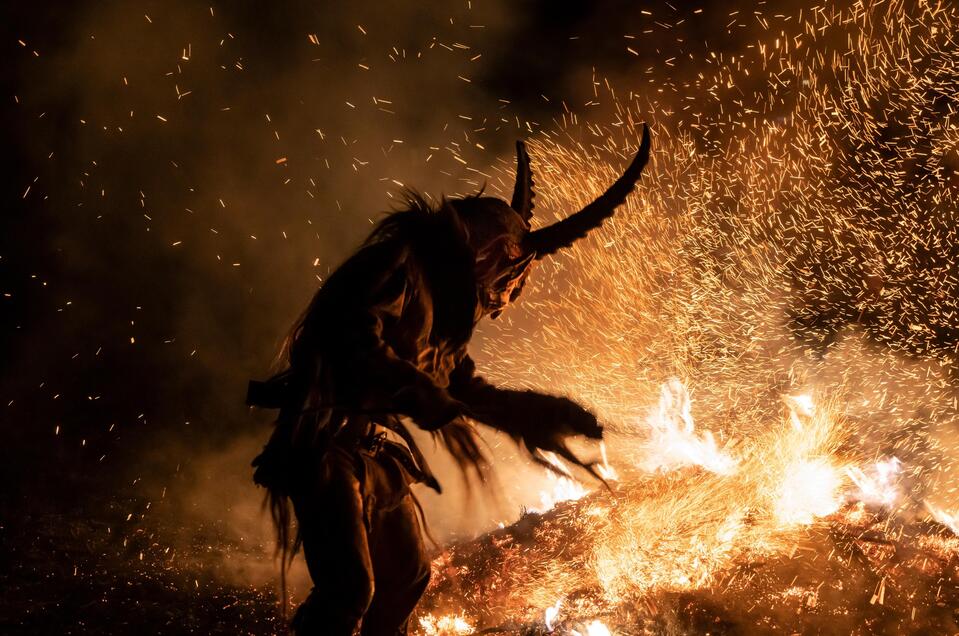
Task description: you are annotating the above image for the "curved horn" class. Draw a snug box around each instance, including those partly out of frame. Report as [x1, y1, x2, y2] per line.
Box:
[525, 123, 651, 259]
[510, 140, 534, 225]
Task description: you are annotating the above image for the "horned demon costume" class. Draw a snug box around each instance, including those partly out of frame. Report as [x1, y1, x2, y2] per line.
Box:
[248, 125, 651, 635]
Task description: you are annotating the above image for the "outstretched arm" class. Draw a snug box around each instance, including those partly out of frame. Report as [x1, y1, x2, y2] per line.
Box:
[448, 355, 605, 478]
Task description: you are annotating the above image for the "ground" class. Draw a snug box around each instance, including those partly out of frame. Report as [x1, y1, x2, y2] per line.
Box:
[6, 488, 959, 635]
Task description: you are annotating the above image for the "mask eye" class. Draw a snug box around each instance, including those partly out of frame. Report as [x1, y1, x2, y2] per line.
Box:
[478, 250, 534, 314]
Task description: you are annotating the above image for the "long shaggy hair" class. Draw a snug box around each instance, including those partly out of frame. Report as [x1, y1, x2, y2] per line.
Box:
[262, 190, 491, 608]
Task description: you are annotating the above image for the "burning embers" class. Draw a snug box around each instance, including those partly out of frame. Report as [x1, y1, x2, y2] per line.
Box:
[417, 613, 474, 635]
[418, 381, 959, 635]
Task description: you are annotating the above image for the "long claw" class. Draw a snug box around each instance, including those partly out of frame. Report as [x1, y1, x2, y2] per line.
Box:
[550, 442, 609, 488]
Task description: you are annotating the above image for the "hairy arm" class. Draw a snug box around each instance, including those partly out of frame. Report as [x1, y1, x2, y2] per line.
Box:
[448, 355, 604, 477]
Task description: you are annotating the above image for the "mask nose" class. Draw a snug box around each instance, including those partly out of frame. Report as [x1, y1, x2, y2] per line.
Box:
[487, 257, 533, 309]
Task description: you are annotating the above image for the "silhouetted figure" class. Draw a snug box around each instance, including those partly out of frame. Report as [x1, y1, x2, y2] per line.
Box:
[247, 125, 651, 635]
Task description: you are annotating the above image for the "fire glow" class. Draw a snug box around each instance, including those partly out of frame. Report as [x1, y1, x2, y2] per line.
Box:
[414, 1, 959, 632]
[636, 378, 738, 476]
[422, 382, 948, 633]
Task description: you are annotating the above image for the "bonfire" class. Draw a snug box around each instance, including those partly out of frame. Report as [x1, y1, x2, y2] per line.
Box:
[412, 3, 959, 632]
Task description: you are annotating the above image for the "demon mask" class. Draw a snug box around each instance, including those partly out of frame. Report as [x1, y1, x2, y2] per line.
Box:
[451, 124, 652, 318]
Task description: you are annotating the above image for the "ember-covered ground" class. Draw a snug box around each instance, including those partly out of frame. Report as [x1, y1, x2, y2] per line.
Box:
[2, 505, 281, 635]
[6, 490, 959, 635]
[421, 492, 959, 635]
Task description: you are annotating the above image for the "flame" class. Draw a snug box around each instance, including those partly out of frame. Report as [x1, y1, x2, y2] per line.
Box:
[773, 458, 844, 526]
[585, 389, 852, 602]
[847, 457, 902, 507]
[544, 597, 562, 631]
[597, 441, 619, 482]
[785, 394, 816, 431]
[572, 621, 613, 636]
[769, 394, 845, 526]
[417, 613, 474, 636]
[535, 472, 588, 513]
[530, 453, 589, 514]
[926, 502, 959, 536]
[638, 379, 738, 476]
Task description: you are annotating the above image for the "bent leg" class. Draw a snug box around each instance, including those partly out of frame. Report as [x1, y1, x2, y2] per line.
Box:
[290, 449, 374, 636]
[360, 494, 432, 636]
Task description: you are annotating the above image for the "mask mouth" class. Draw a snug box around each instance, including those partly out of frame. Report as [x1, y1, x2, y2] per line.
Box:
[480, 251, 535, 317]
